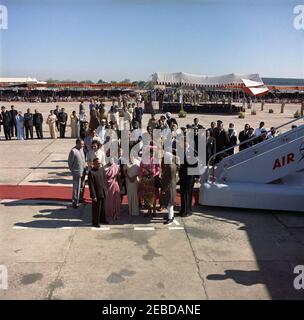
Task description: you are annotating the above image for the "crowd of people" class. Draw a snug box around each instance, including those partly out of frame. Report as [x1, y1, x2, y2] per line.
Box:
[68, 137, 197, 228]
[0, 95, 142, 140]
[1, 88, 303, 105]
[0, 105, 82, 140]
[63, 99, 285, 228]
[2, 99, 292, 229]
[0, 105, 45, 140]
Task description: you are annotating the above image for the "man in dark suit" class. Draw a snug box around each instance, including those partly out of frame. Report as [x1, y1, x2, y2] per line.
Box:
[33, 109, 44, 139]
[134, 104, 144, 129]
[238, 123, 250, 151]
[79, 101, 84, 114]
[54, 105, 60, 131]
[1, 106, 12, 140]
[58, 108, 68, 138]
[246, 127, 257, 148]
[212, 120, 230, 163]
[24, 108, 34, 139]
[9, 105, 18, 137]
[88, 158, 108, 227]
[208, 121, 216, 137]
[178, 138, 198, 217]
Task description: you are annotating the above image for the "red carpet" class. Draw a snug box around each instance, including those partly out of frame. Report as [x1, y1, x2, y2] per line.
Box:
[0, 185, 199, 205]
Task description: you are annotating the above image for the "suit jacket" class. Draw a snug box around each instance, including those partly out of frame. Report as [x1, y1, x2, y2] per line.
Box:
[134, 107, 143, 120]
[239, 130, 249, 150]
[1, 111, 11, 126]
[179, 151, 197, 184]
[208, 127, 215, 137]
[58, 112, 68, 124]
[68, 147, 86, 175]
[192, 124, 204, 130]
[213, 128, 230, 153]
[33, 113, 43, 125]
[88, 167, 107, 199]
[24, 113, 34, 127]
[9, 110, 18, 124]
[228, 131, 237, 146]
[239, 130, 249, 143]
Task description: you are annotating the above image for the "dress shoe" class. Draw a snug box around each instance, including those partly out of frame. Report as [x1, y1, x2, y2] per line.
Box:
[164, 218, 174, 225]
[181, 212, 191, 217]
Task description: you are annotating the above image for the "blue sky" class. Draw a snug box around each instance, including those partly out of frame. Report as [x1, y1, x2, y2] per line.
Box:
[0, 0, 303, 81]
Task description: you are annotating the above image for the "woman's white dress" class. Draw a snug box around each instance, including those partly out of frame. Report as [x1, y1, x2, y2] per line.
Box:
[124, 159, 140, 216]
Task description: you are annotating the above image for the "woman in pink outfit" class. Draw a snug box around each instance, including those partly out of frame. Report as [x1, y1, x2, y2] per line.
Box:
[104, 162, 121, 220]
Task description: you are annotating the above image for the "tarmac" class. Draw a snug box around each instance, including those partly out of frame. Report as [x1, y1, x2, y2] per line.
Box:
[0, 101, 304, 300]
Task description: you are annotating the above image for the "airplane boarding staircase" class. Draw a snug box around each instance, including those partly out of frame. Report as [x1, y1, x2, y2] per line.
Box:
[199, 116, 304, 212]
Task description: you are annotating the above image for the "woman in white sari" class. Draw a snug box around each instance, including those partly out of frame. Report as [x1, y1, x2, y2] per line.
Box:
[46, 110, 58, 139]
[70, 110, 79, 138]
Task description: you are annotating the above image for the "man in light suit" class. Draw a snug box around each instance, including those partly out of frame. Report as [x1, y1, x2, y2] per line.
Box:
[68, 139, 87, 208]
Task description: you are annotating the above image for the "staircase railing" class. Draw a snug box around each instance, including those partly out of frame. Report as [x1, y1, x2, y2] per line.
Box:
[206, 116, 304, 182]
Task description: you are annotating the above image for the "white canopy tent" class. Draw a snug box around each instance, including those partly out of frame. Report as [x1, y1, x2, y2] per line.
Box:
[152, 72, 269, 96]
[0, 77, 46, 85]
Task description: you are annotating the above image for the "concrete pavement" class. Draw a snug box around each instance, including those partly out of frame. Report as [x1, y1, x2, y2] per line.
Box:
[0, 200, 304, 299]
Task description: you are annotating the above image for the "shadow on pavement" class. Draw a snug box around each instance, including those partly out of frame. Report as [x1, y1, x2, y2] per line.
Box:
[28, 178, 71, 185]
[194, 205, 304, 300]
[5, 200, 166, 229]
[29, 166, 68, 170]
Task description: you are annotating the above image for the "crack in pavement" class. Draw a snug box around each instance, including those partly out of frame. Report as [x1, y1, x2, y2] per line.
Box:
[46, 204, 91, 299]
[181, 217, 209, 300]
[45, 228, 76, 300]
[44, 205, 85, 300]
[38, 139, 57, 154]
